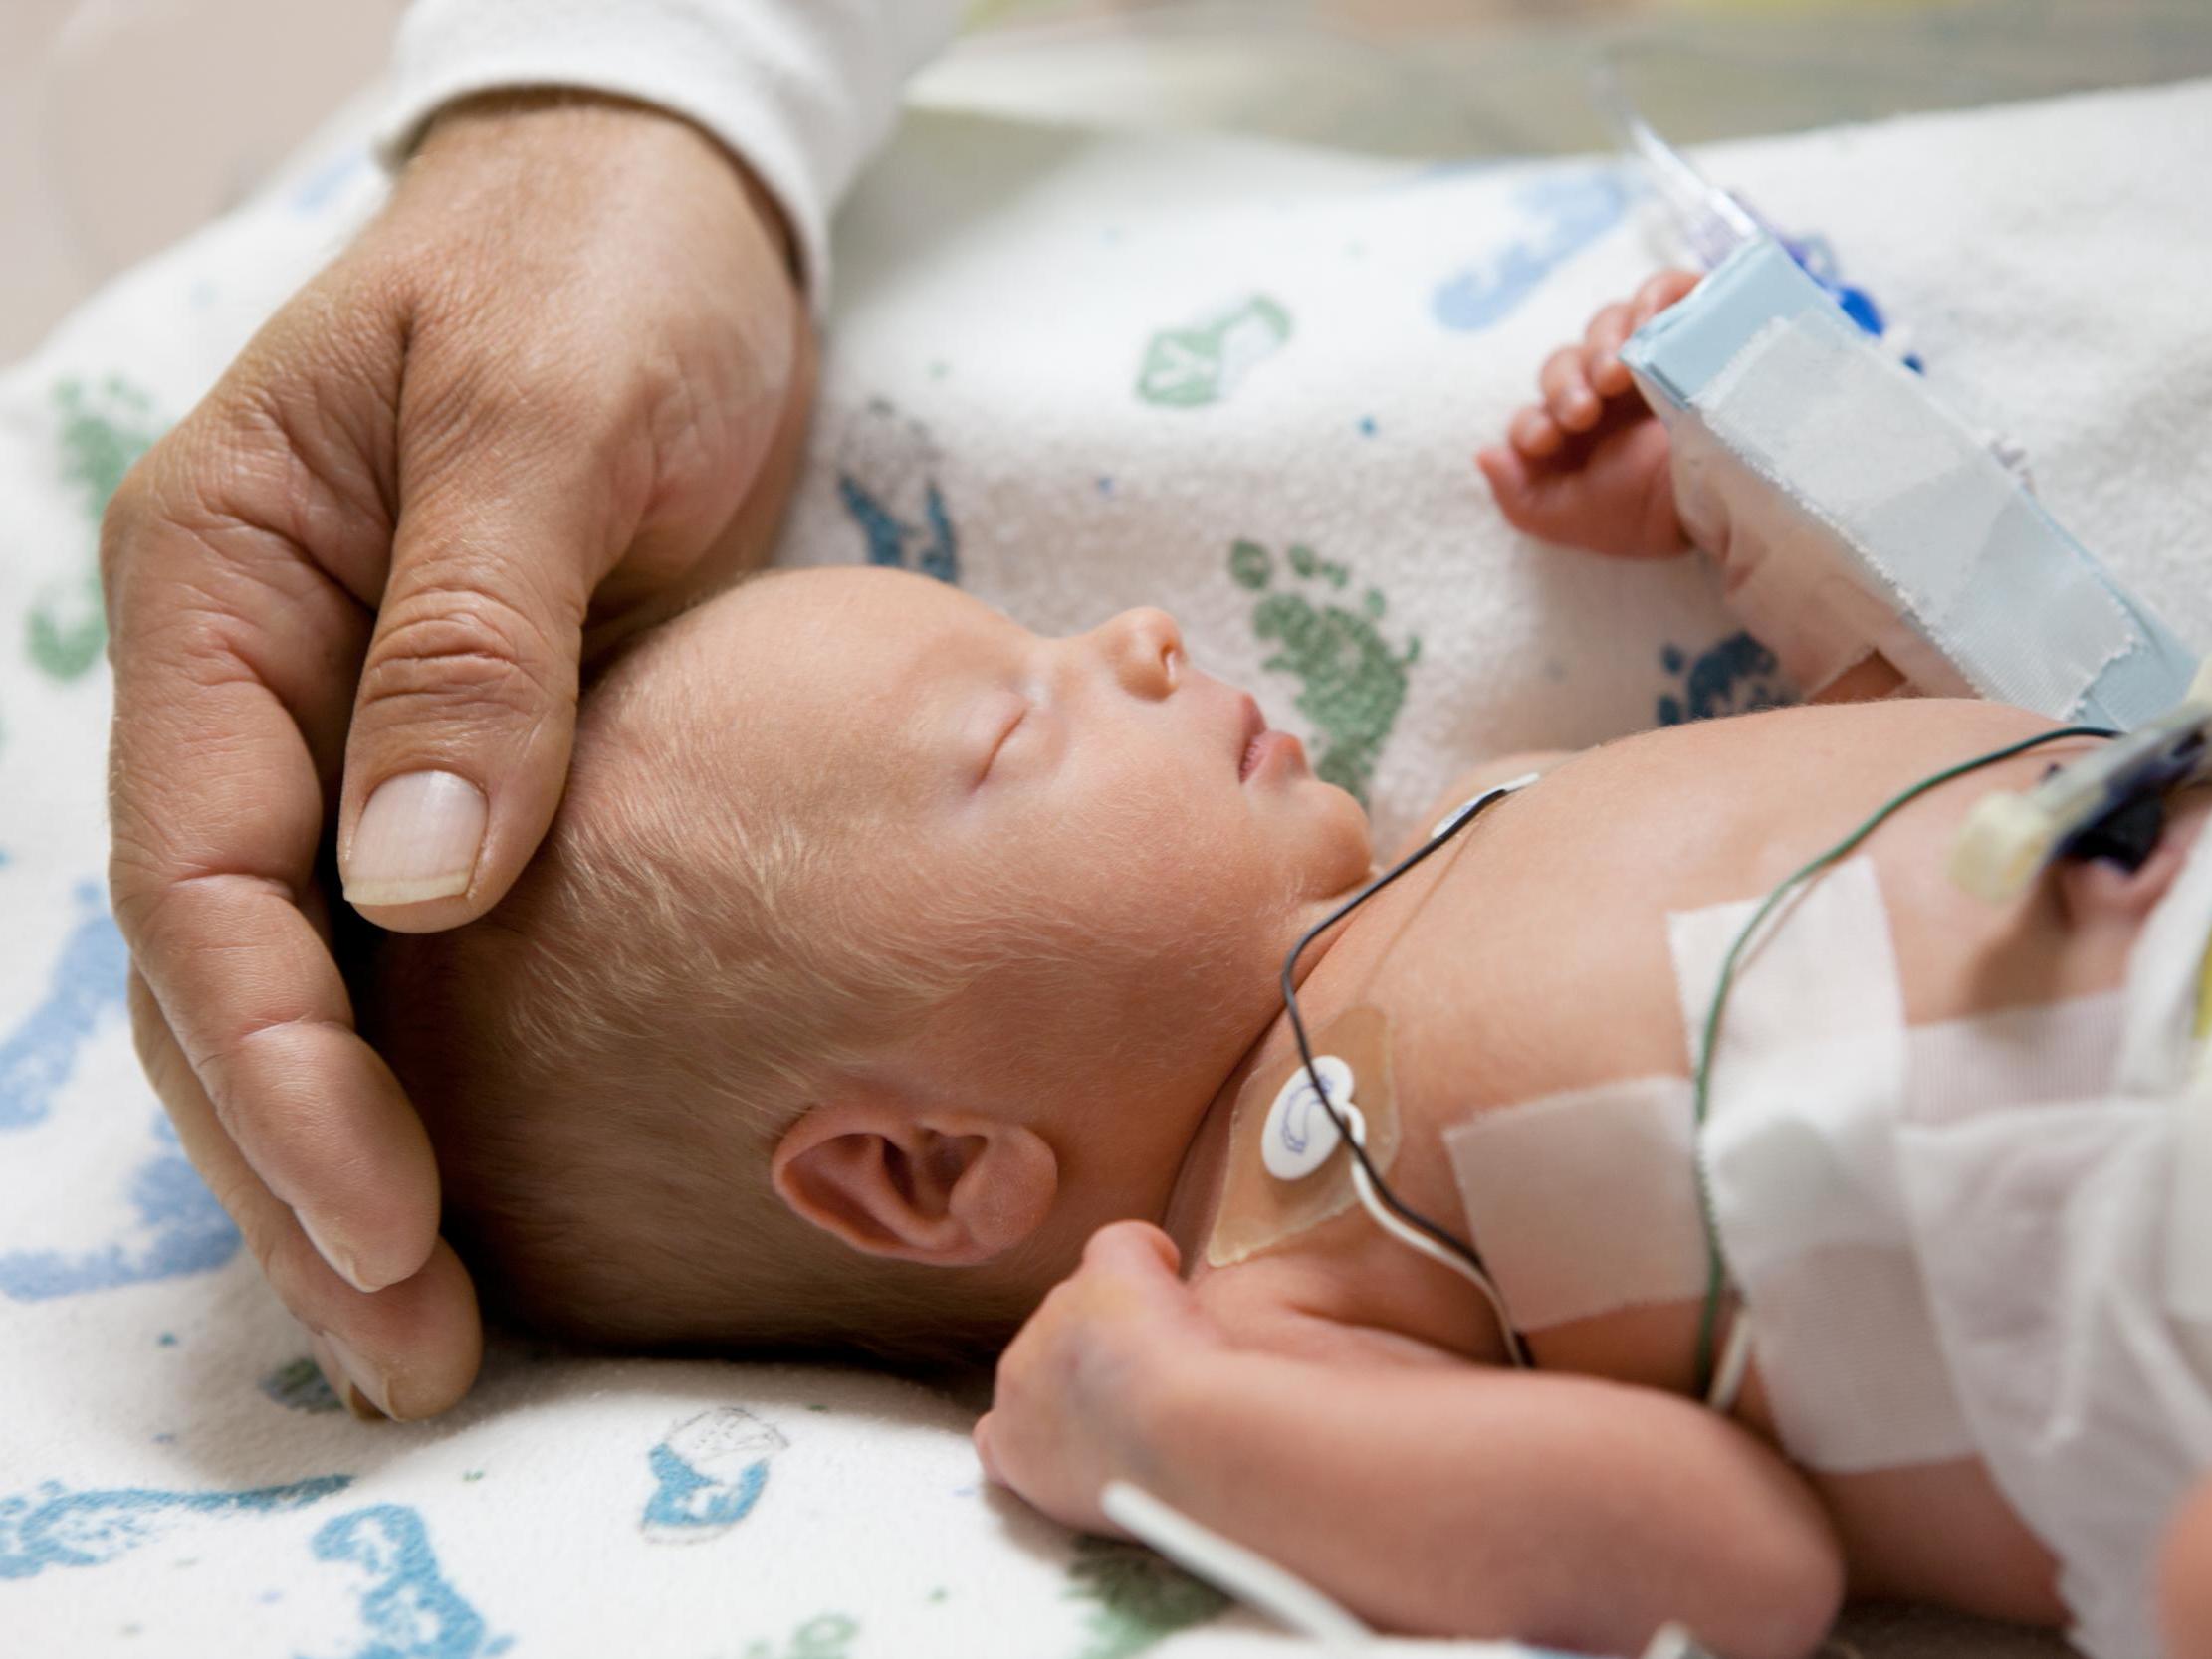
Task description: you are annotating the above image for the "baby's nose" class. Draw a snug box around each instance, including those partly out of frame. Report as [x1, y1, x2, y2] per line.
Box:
[1104, 607, 1184, 699]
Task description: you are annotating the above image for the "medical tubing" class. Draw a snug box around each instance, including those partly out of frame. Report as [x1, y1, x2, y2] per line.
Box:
[1280, 784, 1533, 1366]
[1685, 724, 2117, 1394]
[1349, 1154, 1525, 1364]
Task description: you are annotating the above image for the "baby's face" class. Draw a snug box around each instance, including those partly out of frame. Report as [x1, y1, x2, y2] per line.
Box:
[657, 567, 1372, 1141]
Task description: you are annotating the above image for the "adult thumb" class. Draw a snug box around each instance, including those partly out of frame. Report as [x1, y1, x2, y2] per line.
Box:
[337, 453, 609, 933]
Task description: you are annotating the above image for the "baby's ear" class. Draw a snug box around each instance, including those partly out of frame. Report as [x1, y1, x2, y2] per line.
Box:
[771, 1094, 1056, 1266]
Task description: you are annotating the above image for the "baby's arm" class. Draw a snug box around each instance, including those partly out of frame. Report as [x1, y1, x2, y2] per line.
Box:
[978, 1224, 1844, 1658]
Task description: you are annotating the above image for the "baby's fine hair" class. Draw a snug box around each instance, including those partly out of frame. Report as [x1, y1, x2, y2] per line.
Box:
[350, 585, 1034, 1361]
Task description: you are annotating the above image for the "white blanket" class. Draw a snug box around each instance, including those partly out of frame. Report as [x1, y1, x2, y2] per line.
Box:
[5, 75, 2208, 1657]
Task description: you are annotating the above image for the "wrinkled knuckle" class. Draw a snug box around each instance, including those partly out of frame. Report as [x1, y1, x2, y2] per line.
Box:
[358, 583, 561, 727]
[95, 454, 174, 590]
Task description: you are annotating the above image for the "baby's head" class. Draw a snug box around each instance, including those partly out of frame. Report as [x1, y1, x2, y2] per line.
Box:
[357, 567, 1373, 1357]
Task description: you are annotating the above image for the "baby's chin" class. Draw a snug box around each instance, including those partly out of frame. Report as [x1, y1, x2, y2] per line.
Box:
[1294, 776, 1377, 898]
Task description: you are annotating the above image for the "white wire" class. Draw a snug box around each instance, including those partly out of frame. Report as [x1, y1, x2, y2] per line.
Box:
[1100, 1480, 1374, 1649]
[1336, 1105, 1531, 1368]
[1704, 1309, 1755, 1413]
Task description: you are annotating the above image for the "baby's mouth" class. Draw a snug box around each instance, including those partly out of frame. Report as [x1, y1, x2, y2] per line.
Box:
[1236, 695, 1268, 781]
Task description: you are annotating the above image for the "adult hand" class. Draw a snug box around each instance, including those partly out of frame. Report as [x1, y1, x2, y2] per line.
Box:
[105, 92, 814, 1418]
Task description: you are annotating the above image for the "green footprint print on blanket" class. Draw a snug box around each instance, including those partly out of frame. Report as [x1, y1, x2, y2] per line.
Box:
[29, 376, 164, 681]
[1137, 295, 1292, 409]
[1230, 538, 1421, 805]
[1064, 1536, 1227, 1659]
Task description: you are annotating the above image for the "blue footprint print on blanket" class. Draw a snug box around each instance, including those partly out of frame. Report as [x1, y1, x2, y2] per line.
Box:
[0, 882, 128, 1130]
[0, 883, 241, 1298]
[1656, 632, 1790, 726]
[311, 1505, 509, 1659]
[0, 1475, 350, 1578]
[0, 1113, 242, 1299]
[1432, 169, 1630, 333]
[836, 398, 960, 584]
[641, 1407, 786, 1542]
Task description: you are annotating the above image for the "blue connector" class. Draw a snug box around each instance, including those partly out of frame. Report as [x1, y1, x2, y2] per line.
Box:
[1592, 64, 1922, 371]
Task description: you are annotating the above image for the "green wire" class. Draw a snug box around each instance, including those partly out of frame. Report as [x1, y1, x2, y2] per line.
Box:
[1687, 723, 2117, 1397]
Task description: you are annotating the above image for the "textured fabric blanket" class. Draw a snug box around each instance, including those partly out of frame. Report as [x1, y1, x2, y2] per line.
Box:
[5, 73, 2206, 1658]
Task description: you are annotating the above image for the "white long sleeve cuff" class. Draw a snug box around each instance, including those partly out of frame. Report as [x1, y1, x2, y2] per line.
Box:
[374, 0, 963, 308]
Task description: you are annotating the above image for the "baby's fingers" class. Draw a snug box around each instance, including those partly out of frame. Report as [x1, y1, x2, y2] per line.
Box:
[1635, 267, 1702, 324]
[1539, 345, 1603, 434]
[1584, 301, 1641, 397]
[1507, 403, 1563, 461]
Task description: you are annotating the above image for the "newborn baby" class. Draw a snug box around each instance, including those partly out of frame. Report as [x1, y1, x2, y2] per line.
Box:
[353, 281, 2212, 1659]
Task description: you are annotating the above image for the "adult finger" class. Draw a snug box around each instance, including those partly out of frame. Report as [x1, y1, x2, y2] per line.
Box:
[972, 1411, 1004, 1483]
[128, 970, 481, 1418]
[336, 286, 798, 932]
[105, 439, 448, 1297]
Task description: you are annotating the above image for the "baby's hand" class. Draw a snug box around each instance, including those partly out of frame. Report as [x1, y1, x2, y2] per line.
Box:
[974, 1222, 1222, 1536]
[1477, 268, 1700, 560]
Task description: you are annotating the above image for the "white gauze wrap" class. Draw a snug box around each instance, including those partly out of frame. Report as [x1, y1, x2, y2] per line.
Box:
[1889, 813, 2212, 1659]
[1444, 830, 2212, 1659]
[1624, 236, 2196, 728]
[1665, 856, 1979, 1471]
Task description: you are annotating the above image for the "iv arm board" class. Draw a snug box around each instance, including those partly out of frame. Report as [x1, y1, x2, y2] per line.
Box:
[1619, 236, 2194, 733]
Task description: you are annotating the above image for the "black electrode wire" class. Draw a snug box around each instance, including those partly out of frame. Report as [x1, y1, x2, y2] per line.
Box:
[1283, 726, 2129, 1396]
[1279, 784, 1518, 1310]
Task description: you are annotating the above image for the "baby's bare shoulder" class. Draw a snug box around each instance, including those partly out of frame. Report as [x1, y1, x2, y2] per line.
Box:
[1391, 751, 1575, 865]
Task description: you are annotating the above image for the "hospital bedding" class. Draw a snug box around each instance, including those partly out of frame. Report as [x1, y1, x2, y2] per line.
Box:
[4, 71, 2210, 1659]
